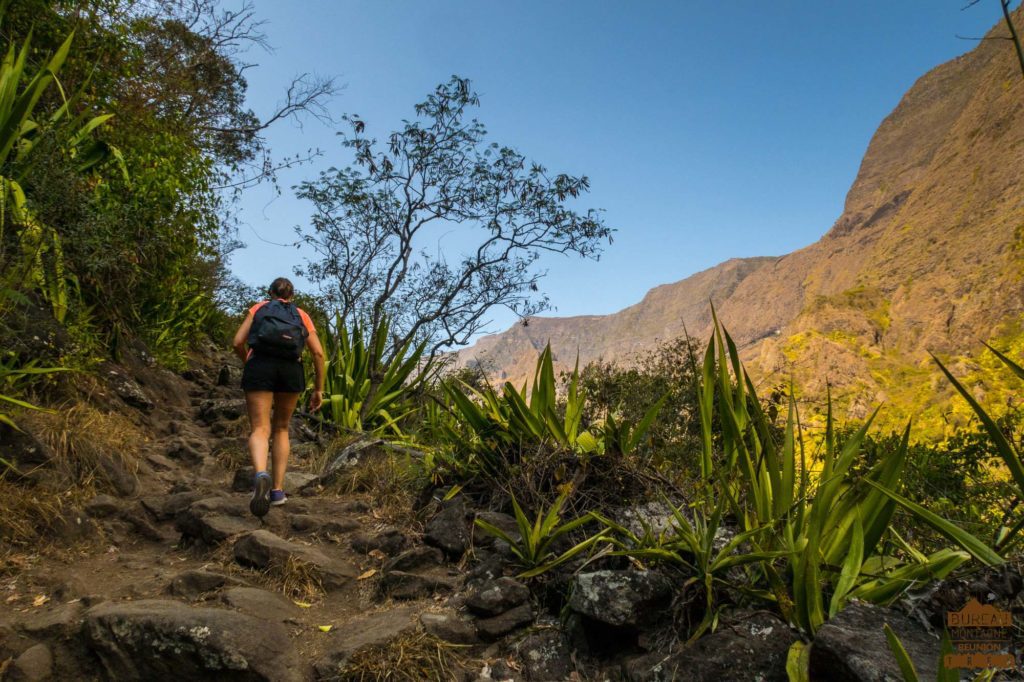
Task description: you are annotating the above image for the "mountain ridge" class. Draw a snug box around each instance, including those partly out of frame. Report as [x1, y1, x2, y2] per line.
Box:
[459, 9, 1024, 435]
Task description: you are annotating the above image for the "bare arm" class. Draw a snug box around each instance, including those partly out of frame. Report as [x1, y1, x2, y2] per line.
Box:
[306, 328, 326, 411]
[232, 313, 254, 362]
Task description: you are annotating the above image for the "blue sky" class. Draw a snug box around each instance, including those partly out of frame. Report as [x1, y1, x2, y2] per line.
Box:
[230, 1, 1009, 339]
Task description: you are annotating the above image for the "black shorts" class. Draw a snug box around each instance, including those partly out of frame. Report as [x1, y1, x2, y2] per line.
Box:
[241, 354, 305, 393]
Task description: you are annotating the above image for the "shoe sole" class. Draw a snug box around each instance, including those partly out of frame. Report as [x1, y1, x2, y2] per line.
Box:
[250, 476, 271, 518]
[270, 498, 287, 507]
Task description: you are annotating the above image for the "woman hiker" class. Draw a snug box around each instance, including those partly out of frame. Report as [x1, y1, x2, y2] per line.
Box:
[232, 277, 325, 517]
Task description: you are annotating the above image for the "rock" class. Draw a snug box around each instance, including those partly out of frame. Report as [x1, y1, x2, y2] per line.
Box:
[0, 423, 54, 468]
[217, 365, 241, 387]
[466, 578, 530, 617]
[7, 643, 53, 682]
[419, 611, 479, 644]
[20, 603, 83, 639]
[516, 628, 575, 681]
[475, 603, 534, 640]
[220, 587, 298, 621]
[473, 511, 520, 546]
[103, 365, 153, 410]
[613, 501, 679, 538]
[313, 606, 418, 678]
[466, 551, 510, 585]
[321, 519, 361, 536]
[144, 452, 176, 472]
[289, 514, 322, 532]
[82, 599, 301, 681]
[164, 438, 206, 464]
[317, 438, 384, 483]
[85, 494, 122, 518]
[119, 502, 170, 542]
[284, 471, 318, 492]
[176, 496, 257, 545]
[165, 570, 235, 600]
[339, 500, 371, 514]
[810, 601, 940, 682]
[623, 611, 796, 682]
[233, 530, 358, 590]
[379, 571, 456, 600]
[141, 491, 204, 521]
[231, 467, 253, 492]
[568, 570, 672, 628]
[351, 528, 407, 556]
[198, 398, 246, 424]
[383, 546, 444, 573]
[424, 498, 470, 558]
[98, 455, 138, 496]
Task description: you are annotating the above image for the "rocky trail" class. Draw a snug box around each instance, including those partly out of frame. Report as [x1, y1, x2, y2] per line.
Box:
[0, 349, 498, 681]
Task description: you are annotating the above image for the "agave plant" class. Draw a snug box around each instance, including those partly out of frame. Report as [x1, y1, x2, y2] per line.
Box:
[671, 314, 996, 634]
[474, 491, 607, 578]
[318, 315, 429, 434]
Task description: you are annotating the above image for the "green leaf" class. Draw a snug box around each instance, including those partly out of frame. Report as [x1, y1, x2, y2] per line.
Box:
[883, 624, 920, 682]
[865, 480, 1003, 566]
[785, 641, 810, 682]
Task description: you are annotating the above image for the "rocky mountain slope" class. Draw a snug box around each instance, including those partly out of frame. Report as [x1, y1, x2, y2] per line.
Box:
[459, 10, 1024, 434]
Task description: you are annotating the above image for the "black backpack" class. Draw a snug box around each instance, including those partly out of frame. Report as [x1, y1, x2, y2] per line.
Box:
[249, 300, 308, 360]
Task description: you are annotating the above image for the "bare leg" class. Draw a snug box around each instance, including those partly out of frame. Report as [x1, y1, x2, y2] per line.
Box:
[245, 391, 274, 474]
[270, 392, 301, 490]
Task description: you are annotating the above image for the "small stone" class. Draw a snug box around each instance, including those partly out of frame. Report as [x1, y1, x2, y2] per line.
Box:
[466, 577, 530, 617]
[568, 570, 672, 628]
[516, 629, 575, 682]
[220, 587, 298, 621]
[379, 571, 456, 600]
[419, 611, 479, 644]
[424, 498, 470, 558]
[165, 570, 233, 600]
[290, 514, 322, 532]
[321, 519, 361, 536]
[351, 528, 407, 556]
[7, 643, 53, 682]
[383, 546, 444, 573]
[20, 603, 83, 638]
[85, 494, 122, 518]
[475, 603, 534, 640]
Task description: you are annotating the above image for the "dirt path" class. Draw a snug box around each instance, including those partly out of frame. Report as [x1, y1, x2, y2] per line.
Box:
[0, 353, 465, 681]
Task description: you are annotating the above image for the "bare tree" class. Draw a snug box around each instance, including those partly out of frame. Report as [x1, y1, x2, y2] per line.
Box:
[296, 76, 612, 381]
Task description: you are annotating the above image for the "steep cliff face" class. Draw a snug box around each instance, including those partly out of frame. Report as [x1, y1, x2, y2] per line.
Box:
[460, 11, 1024, 433]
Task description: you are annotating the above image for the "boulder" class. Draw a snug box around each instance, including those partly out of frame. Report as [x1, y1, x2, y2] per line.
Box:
[623, 611, 796, 681]
[810, 602, 940, 682]
[465, 577, 530, 617]
[7, 643, 53, 682]
[568, 570, 673, 628]
[289, 514, 323, 532]
[176, 497, 258, 545]
[233, 530, 357, 590]
[379, 571, 456, 600]
[424, 498, 471, 558]
[313, 606, 418, 678]
[419, 611, 479, 644]
[475, 603, 534, 640]
[81, 599, 302, 681]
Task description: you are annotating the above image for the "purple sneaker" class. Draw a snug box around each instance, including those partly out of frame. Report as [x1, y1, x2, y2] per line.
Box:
[270, 489, 287, 507]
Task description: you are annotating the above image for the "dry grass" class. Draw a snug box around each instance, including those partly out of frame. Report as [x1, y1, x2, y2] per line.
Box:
[0, 475, 97, 550]
[213, 544, 326, 603]
[325, 447, 425, 528]
[17, 402, 142, 493]
[333, 631, 479, 682]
